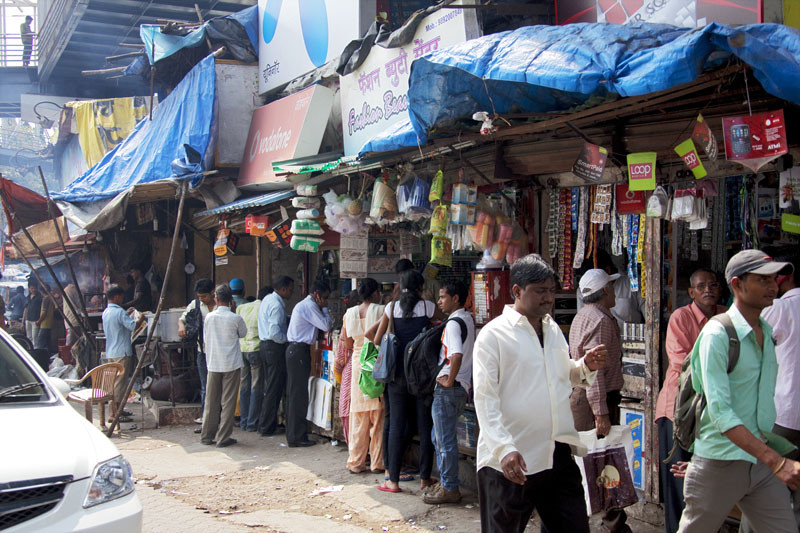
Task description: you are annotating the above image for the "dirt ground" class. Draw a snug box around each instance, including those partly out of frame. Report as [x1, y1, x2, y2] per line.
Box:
[109, 417, 663, 533]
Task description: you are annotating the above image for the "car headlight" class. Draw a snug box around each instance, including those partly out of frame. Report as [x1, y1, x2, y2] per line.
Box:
[83, 456, 135, 508]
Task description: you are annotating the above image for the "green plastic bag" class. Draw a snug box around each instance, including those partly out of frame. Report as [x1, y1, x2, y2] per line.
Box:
[358, 340, 385, 399]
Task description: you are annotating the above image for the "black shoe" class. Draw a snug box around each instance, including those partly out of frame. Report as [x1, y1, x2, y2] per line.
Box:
[288, 440, 317, 448]
[259, 426, 286, 436]
[217, 438, 237, 448]
[201, 439, 215, 445]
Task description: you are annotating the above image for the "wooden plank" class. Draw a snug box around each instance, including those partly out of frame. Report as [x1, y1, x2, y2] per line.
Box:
[644, 217, 662, 503]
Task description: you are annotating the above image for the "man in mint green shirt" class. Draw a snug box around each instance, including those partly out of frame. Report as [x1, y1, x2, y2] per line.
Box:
[679, 250, 800, 532]
[237, 286, 270, 431]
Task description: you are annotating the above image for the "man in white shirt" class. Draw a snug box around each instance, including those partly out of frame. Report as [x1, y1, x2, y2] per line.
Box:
[200, 284, 246, 448]
[178, 278, 216, 429]
[473, 254, 607, 532]
[425, 280, 474, 505]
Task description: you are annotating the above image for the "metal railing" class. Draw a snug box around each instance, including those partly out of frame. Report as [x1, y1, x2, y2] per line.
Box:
[0, 33, 38, 67]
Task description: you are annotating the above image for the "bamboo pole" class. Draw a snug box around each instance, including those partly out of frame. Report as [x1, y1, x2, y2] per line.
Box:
[39, 166, 90, 332]
[106, 183, 188, 437]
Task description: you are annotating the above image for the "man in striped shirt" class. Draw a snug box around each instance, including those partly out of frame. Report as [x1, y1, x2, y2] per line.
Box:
[200, 284, 247, 448]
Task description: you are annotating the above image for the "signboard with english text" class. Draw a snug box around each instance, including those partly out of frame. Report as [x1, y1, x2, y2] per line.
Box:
[339, 2, 480, 156]
[238, 84, 334, 190]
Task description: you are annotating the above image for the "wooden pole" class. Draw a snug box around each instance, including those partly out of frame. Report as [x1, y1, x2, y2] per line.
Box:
[39, 166, 90, 331]
[644, 217, 662, 503]
[107, 183, 187, 437]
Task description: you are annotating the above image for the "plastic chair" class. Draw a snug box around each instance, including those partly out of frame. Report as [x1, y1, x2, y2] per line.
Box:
[65, 362, 125, 427]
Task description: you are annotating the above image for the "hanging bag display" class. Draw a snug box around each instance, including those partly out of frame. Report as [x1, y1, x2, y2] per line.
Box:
[372, 301, 399, 384]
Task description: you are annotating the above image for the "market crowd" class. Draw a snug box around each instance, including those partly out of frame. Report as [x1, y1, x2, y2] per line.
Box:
[9, 248, 800, 533]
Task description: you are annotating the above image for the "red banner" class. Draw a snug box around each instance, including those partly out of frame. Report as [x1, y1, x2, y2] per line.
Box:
[722, 110, 788, 172]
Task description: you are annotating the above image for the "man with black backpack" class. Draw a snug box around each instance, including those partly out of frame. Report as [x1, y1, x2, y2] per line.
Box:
[423, 280, 474, 505]
[677, 250, 800, 532]
[178, 278, 216, 432]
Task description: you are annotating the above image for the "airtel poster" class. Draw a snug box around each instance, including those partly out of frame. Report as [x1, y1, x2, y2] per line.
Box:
[722, 110, 788, 173]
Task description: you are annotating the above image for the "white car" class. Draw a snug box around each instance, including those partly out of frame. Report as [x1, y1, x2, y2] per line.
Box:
[0, 330, 142, 532]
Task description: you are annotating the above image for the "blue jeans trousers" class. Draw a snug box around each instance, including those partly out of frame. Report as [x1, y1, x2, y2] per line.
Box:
[239, 350, 264, 430]
[196, 349, 207, 408]
[431, 383, 468, 491]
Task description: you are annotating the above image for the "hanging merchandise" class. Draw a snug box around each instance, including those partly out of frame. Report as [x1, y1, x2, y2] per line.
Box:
[396, 175, 433, 219]
[722, 110, 788, 173]
[725, 177, 744, 242]
[429, 204, 449, 235]
[296, 184, 318, 196]
[430, 235, 453, 267]
[558, 189, 574, 290]
[214, 227, 239, 256]
[291, 219, 324, 235]
[450, 168, 477, 227]
[429, 170, 444, 202]
[671, 187, 697, 221]
[470, 211, 496, 250]
[688, 194, 708, 231]
[573, 142, 609, 184]
[779, 168, 800, 209]
[245, 215, 270, 235]
[674, 139, 707, 179]
[627, 215, 639, 293]
[627, 152, 657, 191]
[692, 114, 718, 161]
[292, 196, 321, 209]
[290, 235, 324, 252]
[296, 208, 320, 219]
[571, 188, 580, 231]
[591, 184, 613, 224]
[369, 173, 399, 221]
[473, 111, 497, 135]
[611, 211, 623, 256]
[616, 184, 646, 215]
[574, 188, 589, 268]
[491, 222, 513, 261]
[646, 186, 669, 218]
[701, 198, 714, 250]
[711, 180, 726, 273]
[323, 190, 367, 235]
[265, 216, 292, 248]
[546, 189, 560, 260]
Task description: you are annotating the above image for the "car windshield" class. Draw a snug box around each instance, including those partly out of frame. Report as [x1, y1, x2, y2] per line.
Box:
[0, 337, 48, 403]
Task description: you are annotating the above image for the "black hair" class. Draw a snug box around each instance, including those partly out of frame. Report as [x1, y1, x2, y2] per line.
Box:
[442, 280, 469, 307]
[311, 280, 330, 295]
[131, 265, 147, 274]
[258, 286, 273, 300]
[689, 268, 717, 287]
[215, 284, 232, 304]
[344, 290, 361, 308]
[15, 286, 24, 294]
[583, 290, 605, 304]
[399, 270, 425, 318]
[358, 278, 380, 301]
[25, 15, 32, 21]
[510, 254, 556, 293]
[395, 258, 414, 274]
[126, 274, 135, 284]
[246, 296, 255, 302]
[194, 278, 214, 295]
[106, 284, 125, 300]
[774, 255, 800, 286]
[274, 276, 294, 291]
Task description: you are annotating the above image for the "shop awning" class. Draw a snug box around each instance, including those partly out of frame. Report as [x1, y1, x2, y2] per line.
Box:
[193, 190, 296, 217]
[361, 22, 800, 155]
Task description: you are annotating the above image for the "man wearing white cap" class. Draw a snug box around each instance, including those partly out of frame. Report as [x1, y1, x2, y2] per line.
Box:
[678, 249, 800, 532]
[570, 268, 628, 532]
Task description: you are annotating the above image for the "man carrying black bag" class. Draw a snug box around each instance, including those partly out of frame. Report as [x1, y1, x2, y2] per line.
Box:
[179, 278, 216, 431]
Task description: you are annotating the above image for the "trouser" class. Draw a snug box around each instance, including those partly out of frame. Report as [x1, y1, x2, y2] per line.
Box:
[658, 417, 692, 533]
[66, 327, 78, 347]
[258, 340, 287, 435]
[239, 350, 263, 430]
[477, 442, 590, 533]
[341, 415, 349, 444]
[432, 383, 468, 491]
[26, 320, 39, 345]
[347, 407, 385, 472]
[196, 349, 207, 407]
[739, 423, 800, 533]
[568, 388, 626, 531]
[678, 455, 795, 533]
[285, 342, 311, 445]
[22, 42, 32, 66]
[386, 381, 434, 483]
[35, 327, 51, 351]
[105, 355, 136, 415]
[201, 369, 240, 444]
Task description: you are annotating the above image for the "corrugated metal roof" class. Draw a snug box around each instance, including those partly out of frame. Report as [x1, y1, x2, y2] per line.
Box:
[193, 189, 295, 217]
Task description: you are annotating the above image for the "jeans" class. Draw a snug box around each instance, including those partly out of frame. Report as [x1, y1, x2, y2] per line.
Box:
[431, 383, 467, 491]
[196, 349, 207, 407]
[239, 351, 263, 430]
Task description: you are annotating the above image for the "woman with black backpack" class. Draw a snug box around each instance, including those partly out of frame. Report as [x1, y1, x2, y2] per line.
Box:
[370, 270, 437, 494]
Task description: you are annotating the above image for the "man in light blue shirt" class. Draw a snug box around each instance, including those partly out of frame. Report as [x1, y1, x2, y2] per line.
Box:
[256, 276, 294, 436]
[102, 284, 144, 421]
[284, 281, 333, 447]
[679, 250, 800, 532]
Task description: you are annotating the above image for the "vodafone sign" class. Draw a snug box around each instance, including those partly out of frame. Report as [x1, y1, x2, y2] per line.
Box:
[238, 84, 334, 189]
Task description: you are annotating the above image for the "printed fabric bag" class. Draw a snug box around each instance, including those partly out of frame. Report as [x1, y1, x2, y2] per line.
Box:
[372, 301, 399, 384]
[575, 425, 640, 515]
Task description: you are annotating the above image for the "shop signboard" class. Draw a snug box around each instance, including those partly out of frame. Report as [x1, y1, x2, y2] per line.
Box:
[573, 142, 608, 184]
[238, 84, 334, 189]
[555, 0, 761, 26]
[722, 110, 788, 173]
[339, 2, 480, 156]
[257, 0, 374, 94]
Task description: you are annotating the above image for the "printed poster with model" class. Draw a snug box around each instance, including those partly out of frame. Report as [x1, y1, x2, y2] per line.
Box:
[722, 110, 788, 172]
[573, 142, 608, 183]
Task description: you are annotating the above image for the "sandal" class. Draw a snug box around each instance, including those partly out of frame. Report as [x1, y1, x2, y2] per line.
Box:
[384, 472, 415, 482]
[377, 483, 402, 493]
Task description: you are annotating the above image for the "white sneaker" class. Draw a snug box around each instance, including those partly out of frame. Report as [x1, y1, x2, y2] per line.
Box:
[194, 417, 202, 424]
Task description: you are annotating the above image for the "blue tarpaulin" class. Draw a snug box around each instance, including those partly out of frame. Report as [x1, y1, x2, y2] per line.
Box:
[141, 5, 258, 64]
[53, 55, 217, 203]
[360, 22, 800, 155]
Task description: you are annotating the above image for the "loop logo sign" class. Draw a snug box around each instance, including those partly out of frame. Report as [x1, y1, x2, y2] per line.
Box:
[258, 0, 367, 93]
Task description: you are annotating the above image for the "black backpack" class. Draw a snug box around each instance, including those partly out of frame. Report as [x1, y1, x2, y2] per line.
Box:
[404, 316, 467, 397]
[183, 299, 205, 352]
[664, 313, 739, 463]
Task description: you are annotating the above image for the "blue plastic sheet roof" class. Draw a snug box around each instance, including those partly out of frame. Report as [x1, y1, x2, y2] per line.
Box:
[194, 190, 296, 217]
[141, 5, 258, 64]
[53, 55, 217, 203]
[360, 22, 800, 155]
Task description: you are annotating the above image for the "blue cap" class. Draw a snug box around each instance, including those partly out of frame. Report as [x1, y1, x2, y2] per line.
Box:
[229, 278, 244, 290]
